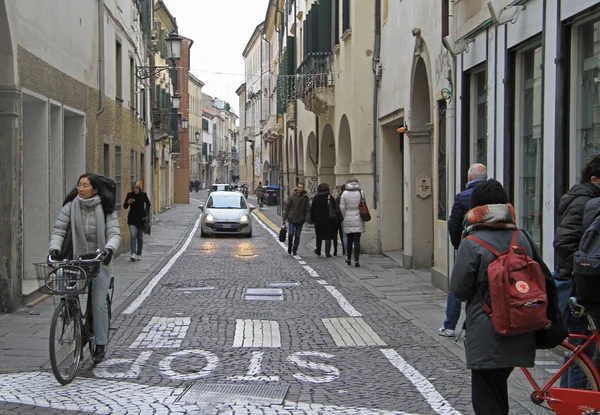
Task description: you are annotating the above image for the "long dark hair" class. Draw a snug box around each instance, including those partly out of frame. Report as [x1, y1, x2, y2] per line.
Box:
[63, 173, 116, 214]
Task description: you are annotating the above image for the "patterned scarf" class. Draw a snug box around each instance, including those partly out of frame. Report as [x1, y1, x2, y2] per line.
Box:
[462, 203, 517, 239]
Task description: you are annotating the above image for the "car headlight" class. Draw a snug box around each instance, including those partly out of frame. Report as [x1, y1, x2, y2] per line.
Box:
[240, 214, 249, 223]
[205, 214, 214, 222]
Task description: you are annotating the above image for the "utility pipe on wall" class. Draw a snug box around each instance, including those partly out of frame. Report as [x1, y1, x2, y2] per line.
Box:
[373, 0, 382, 252]
[96, 0, 105, 116]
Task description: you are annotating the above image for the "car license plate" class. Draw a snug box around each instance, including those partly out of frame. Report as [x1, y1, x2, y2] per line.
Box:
[221, 224, 233, 229]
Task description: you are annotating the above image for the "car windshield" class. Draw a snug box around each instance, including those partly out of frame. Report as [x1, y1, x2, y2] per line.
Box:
[207, 195, 247, 209]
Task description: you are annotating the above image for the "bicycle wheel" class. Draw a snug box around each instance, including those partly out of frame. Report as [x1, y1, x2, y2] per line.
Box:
[509, 343, 599, 414]
[49, 299, 82, 385]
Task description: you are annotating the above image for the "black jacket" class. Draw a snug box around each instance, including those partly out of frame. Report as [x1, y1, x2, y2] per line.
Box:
[554, 183, 600, 277]
[310, 191, 339, 239]
[123, 191, 151, 226]
[448, 179, 486, 249]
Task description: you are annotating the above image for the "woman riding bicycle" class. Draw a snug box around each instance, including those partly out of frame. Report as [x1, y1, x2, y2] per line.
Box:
[48, 173, 121, 363]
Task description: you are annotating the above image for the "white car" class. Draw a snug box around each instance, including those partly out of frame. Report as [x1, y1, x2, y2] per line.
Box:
[199, 191, 255, 237]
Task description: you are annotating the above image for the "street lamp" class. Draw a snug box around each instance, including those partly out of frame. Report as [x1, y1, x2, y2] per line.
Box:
[182, 117, 189, 130]
[164, 31, 183, 61]
[172, 93, 181, 109]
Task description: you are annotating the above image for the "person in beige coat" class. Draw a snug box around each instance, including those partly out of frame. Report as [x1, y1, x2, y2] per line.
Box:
[339, 178, 366, 267]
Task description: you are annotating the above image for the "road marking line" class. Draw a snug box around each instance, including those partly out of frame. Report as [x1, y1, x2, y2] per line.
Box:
[324, 286, 362, 317]
[354, 317, 387, 345]
[232, 319, 281, 348]
[316, 280, 328, 285]
[381, 349, 463, 415]
[123, 216, 201, 314]
[129, 317, 191, 349]
[302, 265, 319, 277]
[190, 197, 203, 204]
[227, 351, 280, 382]
[322, 318, 347, 347]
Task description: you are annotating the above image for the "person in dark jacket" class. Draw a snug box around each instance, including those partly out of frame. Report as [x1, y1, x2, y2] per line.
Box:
[554, 154, 600, 280]
[310, 183, 339, 257]
[333, 184, 346, 256]
[283, 182, 310, 256]
[451, 179, 538, 415]
[439, 163, 487, 337]
[123, 181, 151, 261]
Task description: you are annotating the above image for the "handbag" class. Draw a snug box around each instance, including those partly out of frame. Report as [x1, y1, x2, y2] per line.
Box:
[359, 192, 371, 222]
[57, 222, 73, 260]
[327, 196, 340, 222]
[279, 225, 287, 242]
[143, 207, 152, 235]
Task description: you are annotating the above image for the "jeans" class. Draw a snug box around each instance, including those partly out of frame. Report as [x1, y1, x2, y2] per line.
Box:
[560, 313, 594, 389]
[92, 268, 111, 345]
[335, 223, 346, 255]
[346, 233, 362, 262]
[287, 222, 304, 252]
[129, 224, 144, 255]
[443, 292, 462, 330]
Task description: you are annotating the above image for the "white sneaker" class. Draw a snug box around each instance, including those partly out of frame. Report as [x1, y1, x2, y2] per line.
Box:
[438, 327, 455, 337]
[130, 253, 137, 261]
[137, 254, 142, 261]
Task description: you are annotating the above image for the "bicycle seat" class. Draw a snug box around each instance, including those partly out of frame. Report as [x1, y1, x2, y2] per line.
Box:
[569, 297, 600, 315]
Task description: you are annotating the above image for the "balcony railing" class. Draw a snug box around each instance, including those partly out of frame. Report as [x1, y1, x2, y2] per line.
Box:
[152, 108, 176, 132]
[296, 52, 334, 116]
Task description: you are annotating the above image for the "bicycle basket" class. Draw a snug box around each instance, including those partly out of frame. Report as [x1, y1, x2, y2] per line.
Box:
[34, 262, 97, 295]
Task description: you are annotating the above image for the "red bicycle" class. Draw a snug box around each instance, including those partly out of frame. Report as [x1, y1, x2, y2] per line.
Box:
[511, 297, 600, 414]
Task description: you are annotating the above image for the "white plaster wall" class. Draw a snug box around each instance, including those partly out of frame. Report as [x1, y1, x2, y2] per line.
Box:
[13, 0, 98, 87]
[562, 0, 599, 20]
[507, 0, 543, 49]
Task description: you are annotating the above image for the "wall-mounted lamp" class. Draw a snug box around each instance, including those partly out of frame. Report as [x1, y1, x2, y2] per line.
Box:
[182, 117, 189, 130]
[443, 35, 475, 57]
[487, 1, 525, 26]
[172, 93, 181, 109]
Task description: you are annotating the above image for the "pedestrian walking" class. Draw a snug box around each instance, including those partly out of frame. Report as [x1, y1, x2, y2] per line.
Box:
[310, 183, 339, 257]
[439, 163, 487, 337]
[339, 178, 366, 267]
[123, 181, 151, 261]
[332, 185, 346, 256]
[283, 182, 310, 256]
[450, 179, 538, 415]
[48, 173, 121, 363]
[255, 182, 266, 208]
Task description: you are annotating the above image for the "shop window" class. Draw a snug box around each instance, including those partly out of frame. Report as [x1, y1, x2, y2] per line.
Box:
[516, 45, 543, 248]
[573, 19, 600, 183]
[470, 68, 487, 165]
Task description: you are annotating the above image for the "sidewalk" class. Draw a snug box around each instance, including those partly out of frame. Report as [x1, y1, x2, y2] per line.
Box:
[254, 204, 467, 361]
[0, 203, 200, 373]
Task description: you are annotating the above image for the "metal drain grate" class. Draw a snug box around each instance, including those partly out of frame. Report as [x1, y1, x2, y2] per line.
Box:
[269, 282, 300, 287]
[178, 382, 290, 405]
[175, 286, 215, 291]
[244, 288, 284, 301]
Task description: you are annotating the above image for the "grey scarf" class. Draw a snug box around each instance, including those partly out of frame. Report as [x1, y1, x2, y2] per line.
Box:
[71, 195, 106, 258]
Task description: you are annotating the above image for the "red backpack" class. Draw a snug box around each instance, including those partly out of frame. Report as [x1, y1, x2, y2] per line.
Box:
[466, 230, 550, 336]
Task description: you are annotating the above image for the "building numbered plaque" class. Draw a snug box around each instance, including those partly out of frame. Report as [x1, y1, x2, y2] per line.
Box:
[416, 174, 432, 199]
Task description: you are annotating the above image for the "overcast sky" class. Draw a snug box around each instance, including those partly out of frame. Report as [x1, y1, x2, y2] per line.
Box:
[164, 0, 270, 116]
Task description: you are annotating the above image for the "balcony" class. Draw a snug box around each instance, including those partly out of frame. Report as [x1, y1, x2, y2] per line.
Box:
[243, 125, 258, 139]
[263, 114, 283, 141]
[286, 101, 296, 129]
[296, 52, 334, 116]
[152, 108, 173, 132]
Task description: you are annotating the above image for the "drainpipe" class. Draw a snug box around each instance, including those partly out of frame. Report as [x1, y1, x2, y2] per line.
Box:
[308, 116, 318, 182]
[96, 0, 105, 116]
[293, 0, 299, 186]
[373, 0, 381, 252]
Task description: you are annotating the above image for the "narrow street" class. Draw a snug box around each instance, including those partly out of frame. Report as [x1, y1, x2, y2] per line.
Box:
[0, 192, 541, 415]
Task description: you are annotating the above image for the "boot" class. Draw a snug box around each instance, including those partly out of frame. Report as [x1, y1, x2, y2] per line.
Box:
[93, 345, 106, 363]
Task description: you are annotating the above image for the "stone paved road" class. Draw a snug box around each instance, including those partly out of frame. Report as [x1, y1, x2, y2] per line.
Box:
[0, 194, 477, 414]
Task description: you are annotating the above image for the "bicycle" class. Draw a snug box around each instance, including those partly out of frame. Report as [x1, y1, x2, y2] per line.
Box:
[34, 251, 114, 385]
[510, 297, 600, 414]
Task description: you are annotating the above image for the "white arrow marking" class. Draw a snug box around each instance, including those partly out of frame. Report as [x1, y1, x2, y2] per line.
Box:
[0, 371, 425, 414]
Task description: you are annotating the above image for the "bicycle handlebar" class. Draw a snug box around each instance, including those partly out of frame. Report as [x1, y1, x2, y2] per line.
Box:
[47, 250, 104, 266]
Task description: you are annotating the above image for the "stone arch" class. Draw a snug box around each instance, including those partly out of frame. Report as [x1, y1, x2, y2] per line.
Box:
[410, 57, 431, 128]
[319, 124, 336, 187]
[262, 160, 270, 185]
[338, 115, 352, 172]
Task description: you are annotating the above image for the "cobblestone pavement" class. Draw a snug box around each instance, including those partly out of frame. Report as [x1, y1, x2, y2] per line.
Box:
[0, 192, 532, 414]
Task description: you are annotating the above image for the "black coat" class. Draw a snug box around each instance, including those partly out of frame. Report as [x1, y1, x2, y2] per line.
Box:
[123, 191, 151, 226]
[310, 191, 338, 239]
[554, 183, 600, 277]
[448, 179, 486, 249]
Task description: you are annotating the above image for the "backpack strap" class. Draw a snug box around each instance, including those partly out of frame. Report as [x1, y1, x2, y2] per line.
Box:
[465, 235, 502, 257]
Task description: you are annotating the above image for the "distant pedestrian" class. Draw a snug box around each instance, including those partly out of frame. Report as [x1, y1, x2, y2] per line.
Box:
[123, 181, 151, 261]
[439, 163, 487, 337]
[310, 183, 339, 257]
[339, 178, 366, 267]
[194, 180, 200, 192]
[332, 185, 346, 256]
[451, 179, 538, 415]
[283, 182, 310, 256]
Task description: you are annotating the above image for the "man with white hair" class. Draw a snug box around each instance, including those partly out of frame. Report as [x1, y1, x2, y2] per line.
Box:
[439, 163, 487, 337]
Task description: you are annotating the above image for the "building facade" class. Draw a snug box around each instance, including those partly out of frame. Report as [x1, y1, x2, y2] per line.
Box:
[189, 74, 205, 184]
[0, 0, 152, 311]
